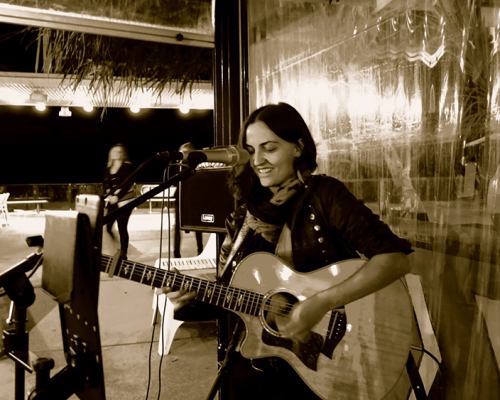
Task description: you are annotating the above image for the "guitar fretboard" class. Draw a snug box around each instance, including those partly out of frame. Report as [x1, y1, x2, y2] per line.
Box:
[101, 254, 263, 317]
[156, 257, 217, 270]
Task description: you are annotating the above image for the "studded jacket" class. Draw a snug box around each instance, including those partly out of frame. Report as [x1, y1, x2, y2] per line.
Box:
[174, 174, 413, 322]
[219, 174, 413, 277]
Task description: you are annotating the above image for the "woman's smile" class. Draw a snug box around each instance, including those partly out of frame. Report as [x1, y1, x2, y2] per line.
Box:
[245, 121, 302, 192]
[257, 167, 274, 175]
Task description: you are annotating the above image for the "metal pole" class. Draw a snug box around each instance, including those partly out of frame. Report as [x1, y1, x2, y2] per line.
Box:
[14, 306, 28, 400]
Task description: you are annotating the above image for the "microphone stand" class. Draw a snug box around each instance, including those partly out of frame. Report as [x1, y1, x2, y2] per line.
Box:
[103, 163, 197, 228]
[1, 253, 43, 400]
[205, 319, 241, 400]
[103, 151, 183, 204]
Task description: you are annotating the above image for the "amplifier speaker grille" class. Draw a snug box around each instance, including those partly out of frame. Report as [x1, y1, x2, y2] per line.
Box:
[179, 168, 235, 233]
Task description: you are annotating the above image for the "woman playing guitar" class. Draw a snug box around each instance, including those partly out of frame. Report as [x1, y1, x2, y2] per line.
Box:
[160, 103, 414, 400]
[103, 143, 135, 260]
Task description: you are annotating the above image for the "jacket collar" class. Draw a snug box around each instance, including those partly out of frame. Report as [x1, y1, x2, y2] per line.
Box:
[288, 174, 319, 232]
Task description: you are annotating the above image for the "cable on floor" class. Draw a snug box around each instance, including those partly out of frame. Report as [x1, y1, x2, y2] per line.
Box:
[145, 162, 184, 400]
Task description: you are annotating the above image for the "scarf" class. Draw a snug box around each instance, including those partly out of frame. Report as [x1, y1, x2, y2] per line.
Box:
[246, 172, 306, 245]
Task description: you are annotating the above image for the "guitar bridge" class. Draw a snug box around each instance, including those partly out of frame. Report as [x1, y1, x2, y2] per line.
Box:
[321, 309, 347, 359]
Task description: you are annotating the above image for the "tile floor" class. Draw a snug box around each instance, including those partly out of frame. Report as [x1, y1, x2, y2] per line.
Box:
[3, 205, 500, 400]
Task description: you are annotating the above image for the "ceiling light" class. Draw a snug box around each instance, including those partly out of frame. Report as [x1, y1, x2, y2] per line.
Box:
[179, 105, 190, 114]
[59, 107, 72, 117]
[130, 105, 140, 113]
[83, 104, 94, 112]
[35, 103, 46, 112]
[30, 90, 48, 103]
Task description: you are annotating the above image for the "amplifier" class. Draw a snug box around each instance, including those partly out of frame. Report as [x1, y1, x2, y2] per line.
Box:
[179, 168, 235, 233]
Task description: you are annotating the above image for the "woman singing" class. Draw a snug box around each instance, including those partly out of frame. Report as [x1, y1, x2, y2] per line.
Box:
[162, 103, 413, 399]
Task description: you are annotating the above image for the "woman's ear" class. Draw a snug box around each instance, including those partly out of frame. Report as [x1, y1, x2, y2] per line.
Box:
[295, 139, 304, 157]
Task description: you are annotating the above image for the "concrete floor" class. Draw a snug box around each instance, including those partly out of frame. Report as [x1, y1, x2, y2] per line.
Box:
[0, 208, 218, 400]
[3, 202, 500, 399]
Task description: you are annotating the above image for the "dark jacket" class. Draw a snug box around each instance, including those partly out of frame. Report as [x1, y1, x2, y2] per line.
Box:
[103, 162, 135, 202]
[219, 174, 413, 276]
[175, 174, 413, 321]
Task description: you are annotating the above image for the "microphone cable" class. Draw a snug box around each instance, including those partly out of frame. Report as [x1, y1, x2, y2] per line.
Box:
[145, 161, 187, 400]
[145, 162, 173, 400]
[410, 344, 445, 399]
[156, 162, 176, 400]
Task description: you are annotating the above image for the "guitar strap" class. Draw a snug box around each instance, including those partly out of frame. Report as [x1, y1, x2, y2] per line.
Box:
[222, 213, 295, 277]
[219, 215, 252, 279]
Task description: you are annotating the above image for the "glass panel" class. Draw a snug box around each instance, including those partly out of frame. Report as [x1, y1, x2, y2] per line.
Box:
[0, 183, 173, 212]
[1, 183, 103, 211]
[248, 0, 500, 398]
[0, 0, 214, 35]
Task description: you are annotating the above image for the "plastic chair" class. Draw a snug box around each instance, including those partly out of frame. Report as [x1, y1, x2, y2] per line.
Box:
[0, 192, 10, 228]
[152, 232, 218, 355]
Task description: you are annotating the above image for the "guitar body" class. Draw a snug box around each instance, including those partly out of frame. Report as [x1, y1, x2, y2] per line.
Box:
[100, 251, 413, 400]
[229, 252, 413, 400]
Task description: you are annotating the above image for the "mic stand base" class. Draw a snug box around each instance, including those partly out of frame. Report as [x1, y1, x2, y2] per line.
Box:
[205, 320, 240, 400]
[206, 346, 234, 400]
[1, 258, 39, 400]
[28, 363, 83, 400]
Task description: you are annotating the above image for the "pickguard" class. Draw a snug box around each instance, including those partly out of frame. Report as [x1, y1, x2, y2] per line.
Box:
[261, 329, 324, 371]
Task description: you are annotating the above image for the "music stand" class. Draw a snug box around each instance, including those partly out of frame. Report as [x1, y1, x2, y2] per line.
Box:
[28, 195, 106, 399]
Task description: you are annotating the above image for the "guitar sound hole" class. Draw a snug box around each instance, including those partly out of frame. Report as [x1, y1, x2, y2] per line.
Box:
[262, 292, 298, 336]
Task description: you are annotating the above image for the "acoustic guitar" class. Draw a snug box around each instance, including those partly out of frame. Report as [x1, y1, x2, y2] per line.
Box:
[101, 252, 413, 400]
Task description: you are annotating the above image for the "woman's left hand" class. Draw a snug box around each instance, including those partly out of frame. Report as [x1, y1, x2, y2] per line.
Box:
[276, 294, 329, 343]
[108, 195, 119, 204]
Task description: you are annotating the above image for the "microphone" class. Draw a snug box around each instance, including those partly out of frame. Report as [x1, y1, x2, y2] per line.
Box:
[156, 150, 184, 161]
[184, 146, 250, 167]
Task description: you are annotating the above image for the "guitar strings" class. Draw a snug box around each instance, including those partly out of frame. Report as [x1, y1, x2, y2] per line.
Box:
[104, 259, 340, 338]
[102, 256, 343, 337]
[102, 257, 291, 315]
[103, 257, 312, 317]
[101, 257, 341, 326]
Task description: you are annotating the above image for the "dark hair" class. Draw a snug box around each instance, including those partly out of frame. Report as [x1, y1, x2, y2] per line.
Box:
[229, 102, 317, 200]
[107, 143, 130, 167]
[179, 142, 196, 152]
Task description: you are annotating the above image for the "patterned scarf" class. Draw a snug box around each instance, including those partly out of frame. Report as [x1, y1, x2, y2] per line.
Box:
[246, 172, 306, 245]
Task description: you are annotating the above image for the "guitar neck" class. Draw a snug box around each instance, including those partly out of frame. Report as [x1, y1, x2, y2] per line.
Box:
[100, 254, 262, 317]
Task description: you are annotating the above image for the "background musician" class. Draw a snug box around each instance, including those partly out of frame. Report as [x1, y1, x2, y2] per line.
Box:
[103, 143, 135, 260]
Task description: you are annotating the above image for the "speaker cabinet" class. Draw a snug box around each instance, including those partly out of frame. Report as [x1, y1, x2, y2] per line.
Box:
[179, 168, 235, 233]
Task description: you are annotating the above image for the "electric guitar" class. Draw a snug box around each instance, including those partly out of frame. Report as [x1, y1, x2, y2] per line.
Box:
[101, 252, 413, 400]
